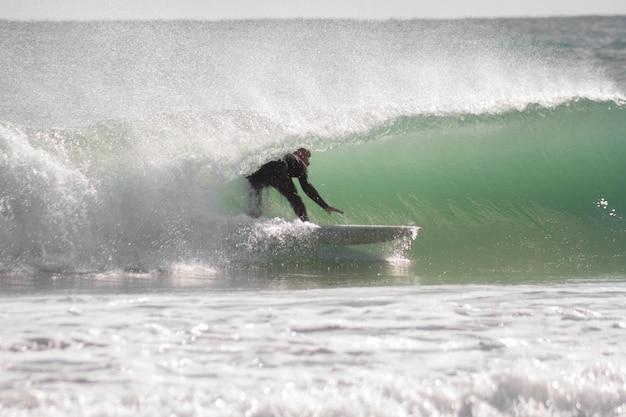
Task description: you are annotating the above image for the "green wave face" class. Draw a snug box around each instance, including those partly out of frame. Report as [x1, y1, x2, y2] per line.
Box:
[289, 101, 626, 277]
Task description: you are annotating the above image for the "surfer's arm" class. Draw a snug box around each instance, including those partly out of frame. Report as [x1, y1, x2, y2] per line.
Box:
[298, 176, 344, 215]
[325, 206, 344, 214]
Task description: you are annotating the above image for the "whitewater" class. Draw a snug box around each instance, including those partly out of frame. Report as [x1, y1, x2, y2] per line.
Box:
[1, 17, 625, 417]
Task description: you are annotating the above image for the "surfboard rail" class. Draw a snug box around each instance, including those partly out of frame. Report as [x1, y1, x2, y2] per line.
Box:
[312, 224, 419, 246]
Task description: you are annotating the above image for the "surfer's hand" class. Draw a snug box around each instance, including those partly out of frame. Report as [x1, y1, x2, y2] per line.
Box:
[326, 206, 344, 215]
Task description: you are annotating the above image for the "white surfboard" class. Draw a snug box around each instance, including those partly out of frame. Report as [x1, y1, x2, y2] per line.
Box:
[312, 224, 419, 246]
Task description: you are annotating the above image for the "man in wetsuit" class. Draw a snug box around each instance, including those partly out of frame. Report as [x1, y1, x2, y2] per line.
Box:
[246, 148, 344, 222]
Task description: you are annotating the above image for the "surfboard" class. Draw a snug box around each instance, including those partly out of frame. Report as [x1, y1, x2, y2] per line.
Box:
[312, 224, 419, 246]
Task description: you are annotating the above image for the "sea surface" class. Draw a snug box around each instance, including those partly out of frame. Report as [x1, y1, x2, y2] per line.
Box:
[1, 17, 625, 416]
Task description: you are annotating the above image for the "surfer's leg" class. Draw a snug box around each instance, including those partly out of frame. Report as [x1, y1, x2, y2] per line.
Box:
[274, 180, 308, 222]
[246, 161, 289, 219]
[247, 183, 263, 218]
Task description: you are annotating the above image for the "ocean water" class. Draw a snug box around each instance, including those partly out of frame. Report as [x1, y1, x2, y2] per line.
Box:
[1, 17, 625, 416]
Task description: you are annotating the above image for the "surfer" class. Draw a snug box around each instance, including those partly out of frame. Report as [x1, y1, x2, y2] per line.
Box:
[246, 148, 344, 222]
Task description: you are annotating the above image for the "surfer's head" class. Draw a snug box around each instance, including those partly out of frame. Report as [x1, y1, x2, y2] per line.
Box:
[294, 148, 311, 166]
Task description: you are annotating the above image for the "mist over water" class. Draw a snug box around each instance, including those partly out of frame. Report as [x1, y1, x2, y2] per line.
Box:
[2, 19, 621, 127]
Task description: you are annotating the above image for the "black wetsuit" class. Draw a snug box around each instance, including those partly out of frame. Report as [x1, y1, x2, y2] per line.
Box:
[246, 154, 330, 222]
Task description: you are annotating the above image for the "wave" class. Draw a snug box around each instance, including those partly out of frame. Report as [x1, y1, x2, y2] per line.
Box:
[1, 99, 624, 277]
[341, 99, 626, 277]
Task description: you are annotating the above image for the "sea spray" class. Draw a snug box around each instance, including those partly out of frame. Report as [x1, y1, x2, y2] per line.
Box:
[1, 19, 621, 128]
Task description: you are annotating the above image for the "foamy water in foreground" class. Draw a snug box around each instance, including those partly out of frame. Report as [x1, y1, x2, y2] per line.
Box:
[1, 278, 625, 416]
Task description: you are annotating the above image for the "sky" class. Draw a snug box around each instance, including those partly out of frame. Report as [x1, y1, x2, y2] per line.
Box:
[1, 0, 625, 21]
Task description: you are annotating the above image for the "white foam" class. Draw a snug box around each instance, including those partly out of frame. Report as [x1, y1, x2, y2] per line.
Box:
[1, 284, 625, 416]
